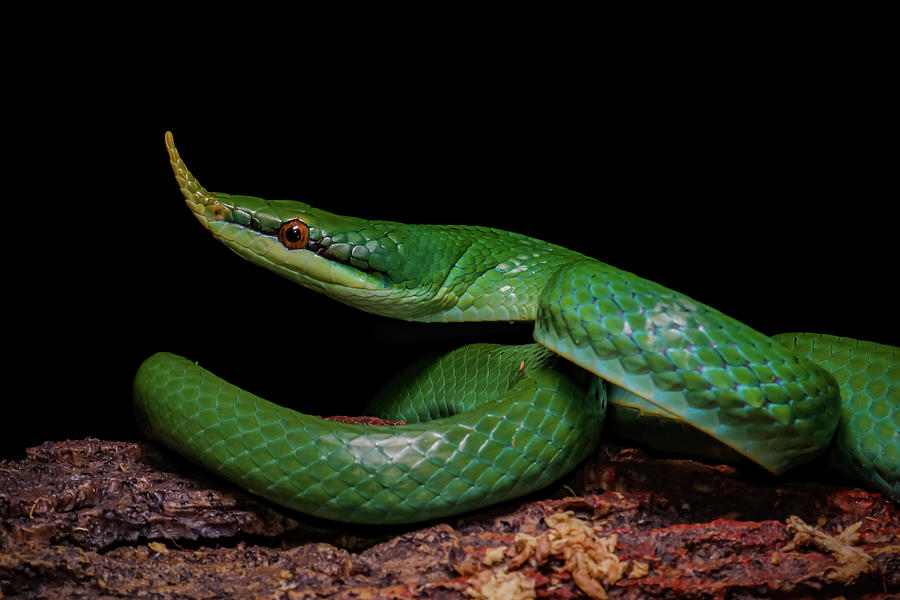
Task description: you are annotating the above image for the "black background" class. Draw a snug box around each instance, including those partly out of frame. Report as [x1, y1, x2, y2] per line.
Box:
[3, 37, 896, 459]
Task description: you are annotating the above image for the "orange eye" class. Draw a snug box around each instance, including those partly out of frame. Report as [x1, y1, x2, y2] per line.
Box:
[278, 219, 310, 249]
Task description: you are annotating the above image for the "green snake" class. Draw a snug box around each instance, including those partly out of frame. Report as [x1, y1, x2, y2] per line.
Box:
[134, 132, 898, 524]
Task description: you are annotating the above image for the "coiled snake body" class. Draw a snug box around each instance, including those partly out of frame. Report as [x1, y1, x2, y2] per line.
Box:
[134, 133, 898, 523]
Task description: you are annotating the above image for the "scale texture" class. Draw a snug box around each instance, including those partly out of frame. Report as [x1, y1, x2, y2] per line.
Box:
[773, 332, 899, 499]
[132, 133, 898, 524]
[134, 346, 604, 523]
[533, 260, 841, 475]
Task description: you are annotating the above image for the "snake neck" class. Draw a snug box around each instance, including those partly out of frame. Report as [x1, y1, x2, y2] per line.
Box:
[404, 225, 587, 323]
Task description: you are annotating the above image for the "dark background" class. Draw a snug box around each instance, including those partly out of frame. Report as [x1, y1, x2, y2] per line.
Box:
[3, 39, 895, 459]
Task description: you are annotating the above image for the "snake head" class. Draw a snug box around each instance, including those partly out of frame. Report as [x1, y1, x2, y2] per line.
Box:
[165, 131, 400, 298]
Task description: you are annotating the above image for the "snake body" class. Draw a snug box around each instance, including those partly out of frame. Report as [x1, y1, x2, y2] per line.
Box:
[134, 133, 898, 523]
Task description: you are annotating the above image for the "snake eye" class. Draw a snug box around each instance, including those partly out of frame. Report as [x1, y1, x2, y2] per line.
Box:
[278, 219, 310, 250]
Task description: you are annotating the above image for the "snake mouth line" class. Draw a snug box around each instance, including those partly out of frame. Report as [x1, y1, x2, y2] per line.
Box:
[206, 218, 392, 291]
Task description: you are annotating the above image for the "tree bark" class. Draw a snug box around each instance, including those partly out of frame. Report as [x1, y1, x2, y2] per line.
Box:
[1, 438, 897, 599]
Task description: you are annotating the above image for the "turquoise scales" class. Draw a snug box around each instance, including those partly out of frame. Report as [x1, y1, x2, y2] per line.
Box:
[133, 132, 898, 524]
[772, 333, 899, 500]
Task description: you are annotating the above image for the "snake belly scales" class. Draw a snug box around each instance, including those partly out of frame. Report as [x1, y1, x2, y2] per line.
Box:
[133, 132, 899, 524]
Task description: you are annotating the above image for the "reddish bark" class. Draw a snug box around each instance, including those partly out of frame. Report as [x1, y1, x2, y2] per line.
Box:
[1, 439, 897, 599]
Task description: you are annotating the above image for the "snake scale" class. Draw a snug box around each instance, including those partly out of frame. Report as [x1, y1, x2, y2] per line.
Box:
[134, 132, 898, 524]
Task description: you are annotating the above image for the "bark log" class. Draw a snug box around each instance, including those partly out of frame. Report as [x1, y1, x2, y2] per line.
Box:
[1, 438, 897, 599]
